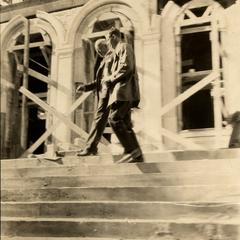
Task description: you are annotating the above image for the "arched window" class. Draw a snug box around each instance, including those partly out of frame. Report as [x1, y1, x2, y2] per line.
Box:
[4, 27, 52, 157]
[175, 0, 225, 133]
[74, 12, 134, 135]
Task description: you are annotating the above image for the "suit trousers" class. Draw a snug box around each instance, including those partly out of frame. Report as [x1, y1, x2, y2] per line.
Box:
[109, 101, 141, 154]
[228, 112, 240, 148]
[85, 96, 110, 152]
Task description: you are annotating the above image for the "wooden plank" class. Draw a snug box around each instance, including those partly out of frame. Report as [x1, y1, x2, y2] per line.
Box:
[185, 9, 197, 20]
[20, 87, 90, 139]
[40, 46, 50, 66]
[180, 17, 211, 27]
[159, 72, 219, 117]
[21, 91, 91, 156]
[161, 127, 205, 150]
[21, 90, 110, 156]
[19, 92, 47, 106]
[12, 52, 20, 65]
[20, 19, 29, 150]
[203, 5, 213, 18]
[25, 102, 43, 106]
[188, 1, 212, 9]
[181, 70, 212, 78]
[17, 64, 48, 82]
[29, 57, 49, 70]
[181, 25, 211, 34]
[17, 64, 57, 87]
[180, 128, 230, 138]
[8, 41, 50, 51]
[34, 92, 47, 98]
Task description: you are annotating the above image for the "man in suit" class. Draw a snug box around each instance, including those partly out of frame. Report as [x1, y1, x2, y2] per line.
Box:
[104, 27, 144, 163]
[228, 111, 240, 148]
[77, 38, 113, 156]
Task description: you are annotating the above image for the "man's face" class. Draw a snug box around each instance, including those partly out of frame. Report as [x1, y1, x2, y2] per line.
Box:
[97, 43, 108, 57]
[106, 33, 118, 49]
[95, 40, 109, 57]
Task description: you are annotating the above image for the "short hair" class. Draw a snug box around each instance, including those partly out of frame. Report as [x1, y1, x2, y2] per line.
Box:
[94, 38, 107, 52]
[94, 38, 109, 57]
[108, 27, 121, 38]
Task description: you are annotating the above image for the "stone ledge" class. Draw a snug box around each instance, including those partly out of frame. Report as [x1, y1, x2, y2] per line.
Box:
[0, 0, 88, 23]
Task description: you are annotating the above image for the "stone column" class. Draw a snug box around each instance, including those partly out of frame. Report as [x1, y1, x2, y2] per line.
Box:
[52, 45, 74, 145]
[160, 2, 180, 150]
[224, 3, 240, 114]
[141, 32, 163, 149]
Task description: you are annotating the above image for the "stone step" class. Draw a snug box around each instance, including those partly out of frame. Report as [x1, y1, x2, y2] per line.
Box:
[2, 217, 240, 239]
[57, 148, 240, 161]
[2, 172, 240, 189]
[2, 185, 240, 202]
[2, 201, 240, 220]
[2, 159, 239, 179]
[1, 238, 138, 240]
[2, 148, 240, 169]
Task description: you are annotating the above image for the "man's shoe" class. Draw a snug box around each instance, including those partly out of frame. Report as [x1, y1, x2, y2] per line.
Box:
[76, 149, 97, 156]
[127, 155, 144, 163]
[116, 148, 144, 164]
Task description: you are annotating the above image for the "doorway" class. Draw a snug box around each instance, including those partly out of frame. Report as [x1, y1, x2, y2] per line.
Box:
[180, 30, 214, 130]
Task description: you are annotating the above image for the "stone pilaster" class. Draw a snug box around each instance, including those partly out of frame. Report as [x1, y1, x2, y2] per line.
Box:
[141, 32, 163, 149]
[224, 2, 240, 114]
[52, 45, 74, 145]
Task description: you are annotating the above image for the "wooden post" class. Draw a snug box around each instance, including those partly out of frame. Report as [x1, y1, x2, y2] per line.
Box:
[175, 33, 182, 131]
[20, 18, 30, 150]
[211, 14, 222, 148]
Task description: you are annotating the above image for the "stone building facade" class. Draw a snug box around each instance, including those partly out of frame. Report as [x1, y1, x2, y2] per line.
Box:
[1, 0, 240, 158]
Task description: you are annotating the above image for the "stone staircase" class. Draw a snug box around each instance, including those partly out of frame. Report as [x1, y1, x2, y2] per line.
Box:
[1, 149, 240, 240]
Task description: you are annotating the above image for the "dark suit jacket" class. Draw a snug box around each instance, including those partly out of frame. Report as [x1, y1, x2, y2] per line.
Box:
[108, 42, 140, 107]
[84, 51, 113, 100]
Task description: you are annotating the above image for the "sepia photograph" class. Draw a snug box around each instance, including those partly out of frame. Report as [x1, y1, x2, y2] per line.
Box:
[0, 0, 240, 239]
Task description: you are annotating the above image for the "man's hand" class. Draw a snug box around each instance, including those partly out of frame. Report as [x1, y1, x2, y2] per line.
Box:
[103, 79, 113, 88]
[76, 84, 86, 93]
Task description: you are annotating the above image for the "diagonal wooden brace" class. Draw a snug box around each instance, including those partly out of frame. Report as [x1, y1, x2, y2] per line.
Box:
[161, 128, 205, 150]
[22, 91, 91, 156]
[17, 64, 57, 87]
[19, 87, 110, 156]
[158, 72, 219, 150]
[160, 72, 219, 116]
